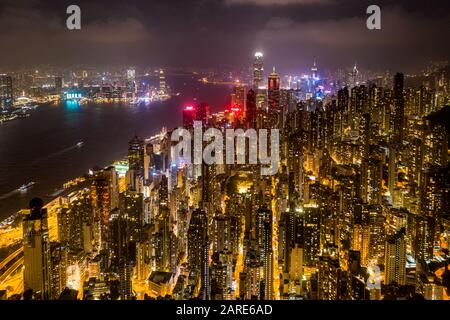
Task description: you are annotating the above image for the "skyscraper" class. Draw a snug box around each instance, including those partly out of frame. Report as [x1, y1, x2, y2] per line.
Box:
[267, 67, 281, 128]
[268, 67, 280, 109]
[128, 136, 144, 180]
[311, 62, 318, 79]
[393, 73, 405, 143]
[159, 69, 166, 94]
[0, 74, 13, 110]
[54, 76, 63, 96]
[384, 228, 406, 286]
[245, 89, 257, 128]
[253, 52, 264, 90]
[256, 207, 273, 299]
[23, 199, 52, 299]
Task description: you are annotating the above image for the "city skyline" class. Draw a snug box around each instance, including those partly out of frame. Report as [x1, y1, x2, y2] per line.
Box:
[0, 0, 450, 305]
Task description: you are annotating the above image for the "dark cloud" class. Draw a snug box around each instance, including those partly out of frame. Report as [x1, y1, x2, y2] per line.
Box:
[256, 5, 450, 72]
[0, 0, 448, 72]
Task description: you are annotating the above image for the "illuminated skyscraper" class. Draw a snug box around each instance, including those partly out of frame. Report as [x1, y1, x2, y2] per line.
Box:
[256, 207, 273, 299]
[187, 209, 209, 299]
[245, 89, 257, 128]
[90, 167, 119, 258]
[267, 67, 281, 128]
[303, 207, 320, 266]
[54, 77, 63, 96]
[349, 63, 359, 89]
[311, 62, 318, 79]
[195, 103, 210, 125]
[49, 242, 68, 300]
[159, 69, 166, 94]
[318, 249, 341, 300]
[268, 67, 280, 108]
[253, 52, 264, 90]
[384, 228, 406, 286]
[0, 74, 13, 110]
[393, 73, 405, 143]
[232, 85, 246, 110]
[128, 136, 144, 183]
[23, 199, 52, 299]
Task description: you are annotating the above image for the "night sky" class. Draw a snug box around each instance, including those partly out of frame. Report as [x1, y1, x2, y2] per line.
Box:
[0, 0, 449, 72]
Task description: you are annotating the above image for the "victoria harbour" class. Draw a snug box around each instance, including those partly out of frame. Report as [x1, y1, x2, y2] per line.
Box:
[0, 75, 231, 222]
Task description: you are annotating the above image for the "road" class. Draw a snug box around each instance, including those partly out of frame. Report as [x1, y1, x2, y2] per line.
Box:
[0, 247, 23, 270]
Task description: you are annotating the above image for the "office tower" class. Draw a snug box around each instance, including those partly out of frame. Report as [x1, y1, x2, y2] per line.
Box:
[412, 215, 434, 263]
[245, 89, 257, 128]
[159, 69, 166, 94]
[0, 74, 13, 110]
[54, 76, 63, 95]
[119, 262, 133, 300]
[303, 207, 320, 266]
[267, 67, 281, 128]
[213, 214, 230, 253]
[263, 218, 273, 300]
[393, 73, 405, 143]
[49, 242, 68, 299]
[128, 135, 145, 178]
[108, 209, 131, 270]
[280, 210, 303, 273]
[126, 67, 136, 97]
[349, 63, 358, 89]
[384, 228, 407, 286]
[253, 52, 264, 90]
[337, 86, 350, 131]
[232, 84, 246, 110]
[311, 62, 318, 79]
[421, 164, 450, 218]
[363, 205, 385, 264]
[256, 207, 273, 299]
[318, 249, 341, 300]
[90, 167, 119, 254]
[23, 199, 52, 299]
[187, 209, 209, 299]
[288, 245, 303, 295]
[120, 192, 143, 244]
[360, 158, 383, 205]
[182, 105, 196, 128]
[195, 103, 210, 125]
[59, 190, 93, 251]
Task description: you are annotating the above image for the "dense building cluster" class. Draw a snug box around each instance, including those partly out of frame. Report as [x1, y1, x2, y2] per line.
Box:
[16, 53, 450, 300]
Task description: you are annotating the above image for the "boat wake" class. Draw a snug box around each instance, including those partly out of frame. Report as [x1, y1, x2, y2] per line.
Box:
[0, 190, 19, 201]
[30, 141, 84, 165]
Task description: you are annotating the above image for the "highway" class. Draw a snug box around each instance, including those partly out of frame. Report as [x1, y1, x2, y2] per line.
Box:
[0, 247, 24, 270]
[0, 257, 24, 284]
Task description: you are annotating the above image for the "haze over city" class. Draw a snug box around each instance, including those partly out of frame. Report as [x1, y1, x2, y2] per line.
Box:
[0, 0, 449, 72]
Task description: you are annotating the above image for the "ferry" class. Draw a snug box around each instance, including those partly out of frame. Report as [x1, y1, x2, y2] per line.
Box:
[18, 182, 35, 192]
[77, 141, 84, 148]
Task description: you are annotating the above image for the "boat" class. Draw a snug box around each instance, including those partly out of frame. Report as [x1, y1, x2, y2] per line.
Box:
[18, 182, 35, 192]
[77, 141, 84, 148]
